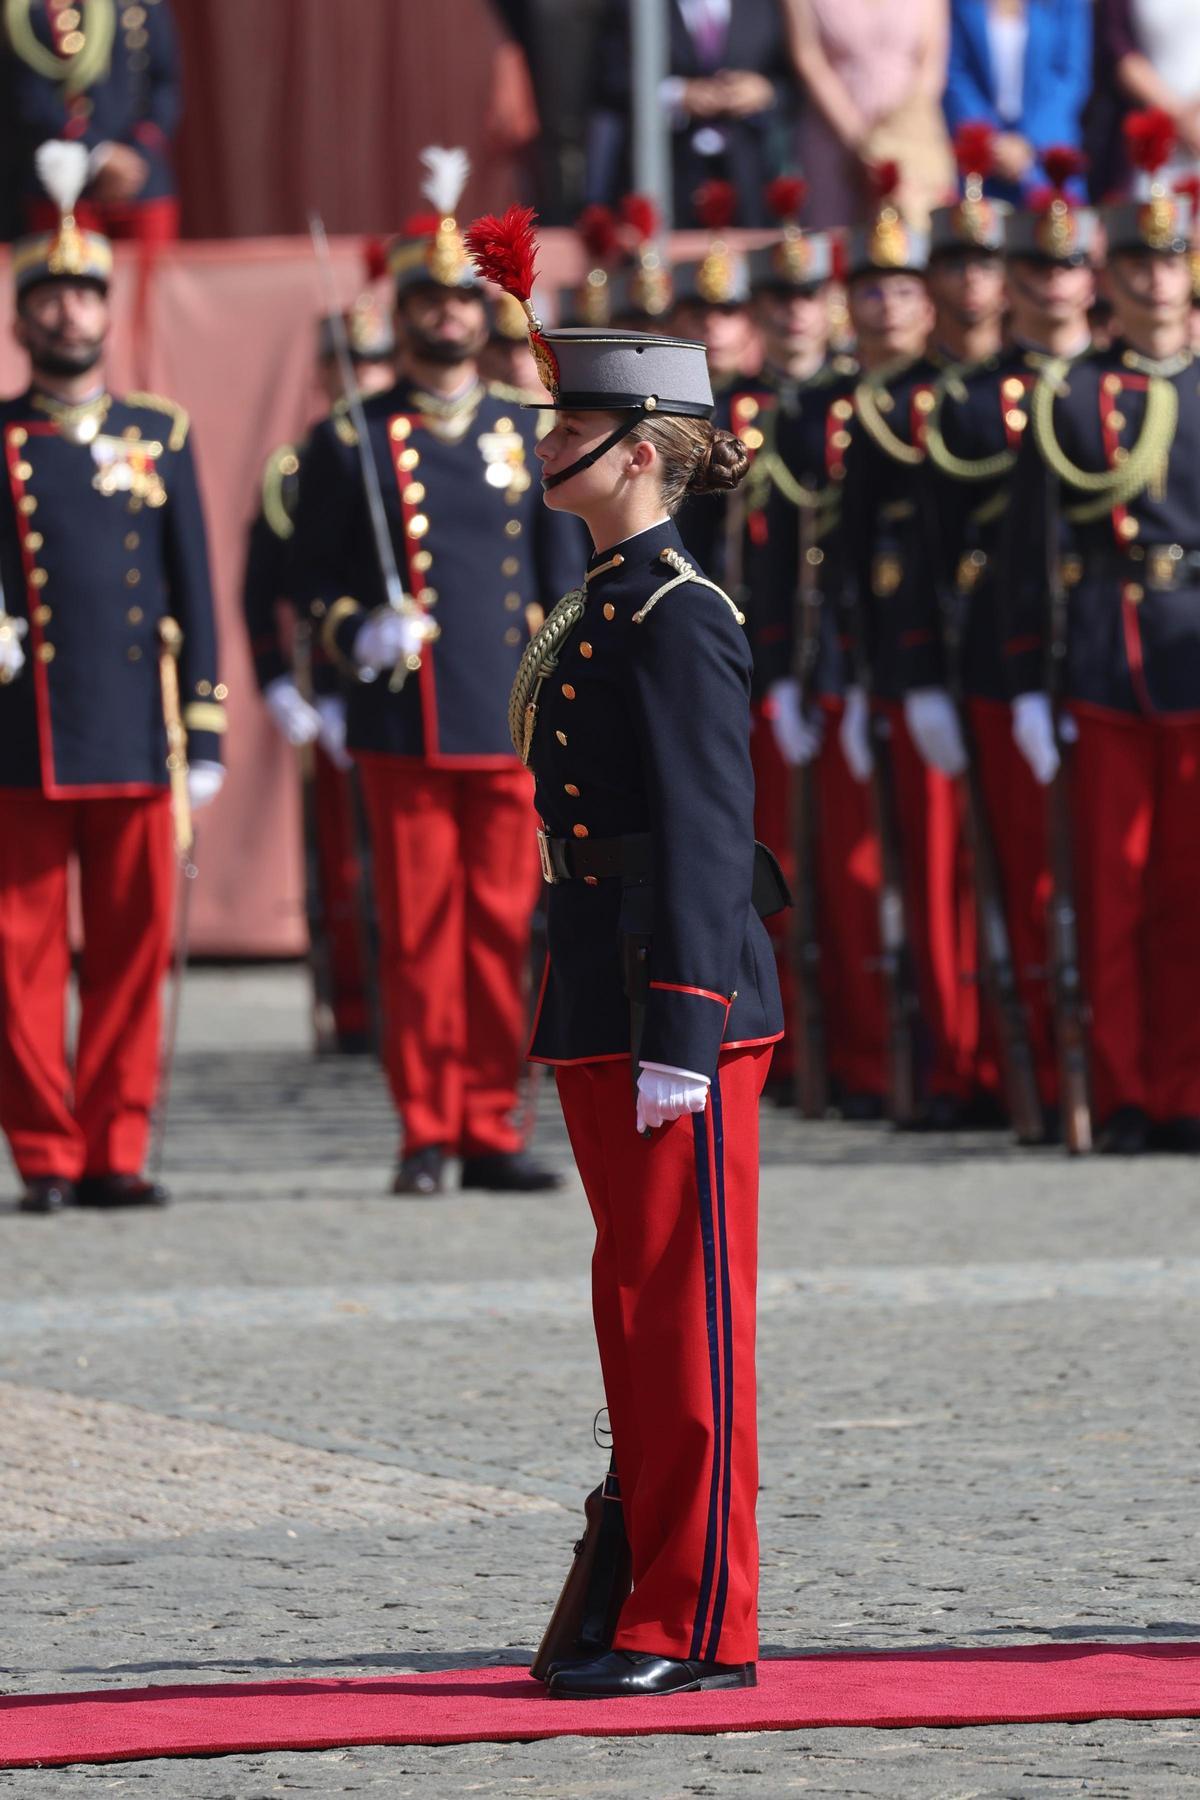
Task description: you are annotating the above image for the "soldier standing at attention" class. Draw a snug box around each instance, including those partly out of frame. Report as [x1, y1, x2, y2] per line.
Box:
[467, 206, 783, 1700]
[1005, 112, 1200, 1155]
[241, 292, 396, 1057]
[292, 151, 581, 1197]
[0, 145, 224, 1214]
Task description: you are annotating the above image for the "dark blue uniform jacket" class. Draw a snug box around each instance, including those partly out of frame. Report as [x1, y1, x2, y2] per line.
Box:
[0, 388, 222, 796]
[527, 517, 784, 1079]
[292, 378, 584, 765]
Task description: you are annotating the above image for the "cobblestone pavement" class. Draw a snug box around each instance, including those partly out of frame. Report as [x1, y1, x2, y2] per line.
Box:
[1, 966, 1198, 1797]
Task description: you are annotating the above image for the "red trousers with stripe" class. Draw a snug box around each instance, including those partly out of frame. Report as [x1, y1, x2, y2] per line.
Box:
[556, 1045, 771, 1666]
[0, 788, 173, 1182]
[312, 748, 370, 1042]
[968, 697, 1058, 1108]
[1069, 709, 1200, 1125]
[357, 758, 541, 1157]
[881, 699, 981, 1101]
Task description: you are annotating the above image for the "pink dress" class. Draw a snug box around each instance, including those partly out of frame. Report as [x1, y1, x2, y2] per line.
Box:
[797, 0, 952, 230]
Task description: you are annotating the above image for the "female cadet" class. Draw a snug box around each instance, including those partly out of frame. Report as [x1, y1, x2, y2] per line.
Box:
[467, 211, 785, 1701]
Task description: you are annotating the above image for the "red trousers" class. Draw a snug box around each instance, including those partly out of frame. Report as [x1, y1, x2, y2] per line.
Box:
[26, 196, 181, 243]
[556, 1046, 771, 1666]
[357, 759, 540, 1157]
[0, 789, 173, 1182]
[969, 697, 1058, 1108]
[1069, 709, 1200, 1125]
[312, 749, 369, 1042]
[813, 699, 888, 1097]
[883, 700, 981, 1101]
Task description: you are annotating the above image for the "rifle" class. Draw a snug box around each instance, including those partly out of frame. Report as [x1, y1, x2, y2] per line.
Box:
[529, 1458, 632, 1682]
[933, 509, 1043, 1143]
[790, 500, 828, 1119]
[291, 618, 339, 1055]
[1043, 468, 1092, 1153]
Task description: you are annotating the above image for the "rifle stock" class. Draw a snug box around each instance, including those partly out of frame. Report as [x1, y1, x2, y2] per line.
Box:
[291, 620, 339, 1055]
[790, 502, 828, 1118]
[530, 1462, 631, 1682]
[868, 713, 922, 1126]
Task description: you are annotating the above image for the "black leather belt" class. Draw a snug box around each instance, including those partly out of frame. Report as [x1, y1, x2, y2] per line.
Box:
[536, 829, 792, 918]
[537, 830, 651, 885]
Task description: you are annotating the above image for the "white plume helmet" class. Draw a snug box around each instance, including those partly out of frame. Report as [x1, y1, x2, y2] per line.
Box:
[419, 146, 470, 219]
[34, 139, 89, 217]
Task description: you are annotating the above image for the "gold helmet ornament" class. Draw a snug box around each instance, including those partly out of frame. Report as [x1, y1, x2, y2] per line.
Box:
[12, 139, 112, 296]
[388, 145, 482, 292]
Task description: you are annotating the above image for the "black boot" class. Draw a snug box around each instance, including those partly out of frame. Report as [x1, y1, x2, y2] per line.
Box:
[459, 1151, 563, 1192]
[75, 1174, 168, 1207]
[1147, 1116, 1200, 1153]
[530, 1463, 631, 1682]
[547, 1649, 756, 1700]
[392, 1146, 445, 1197]
[1097, 1105, 1148, 1156]
[18, 1176, 75, 1215]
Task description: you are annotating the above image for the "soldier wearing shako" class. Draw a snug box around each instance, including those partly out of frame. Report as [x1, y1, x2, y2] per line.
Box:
[607, 194, 675, 334]
[924, 148, 1097, 1128]
[292, 151, 582, 1197]
[724, 182, 880, 1107]
[1004, 111, 1200, 1155]
[466, 203, 783, 1701]
[242, 288, 395, 1056]
[840, 156, 1006, 1126]
[0, 144, 223, 1214]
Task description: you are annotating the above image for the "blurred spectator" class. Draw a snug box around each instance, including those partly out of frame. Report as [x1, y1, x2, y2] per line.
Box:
[1087, 0, 1200, 200]
[587, 0, 797, 226]
[787, 0, 954, 231]
[943, 0, 1091, 203]
[490, 0, 606, 222]
[3, 0, 182, 242]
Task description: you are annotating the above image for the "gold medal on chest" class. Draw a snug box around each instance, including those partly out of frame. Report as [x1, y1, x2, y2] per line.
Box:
[478, 420, 530, 497]
[90, 433, 168, 506]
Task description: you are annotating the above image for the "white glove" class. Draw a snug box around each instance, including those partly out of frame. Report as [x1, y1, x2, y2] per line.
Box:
[314, 694, 352, 771]
[353, 608, 431, 676]
[1011, 691, 1061, 786]
[636, 1062, 711, 1133]
[187, 761, 225, 810]
[839, 684, 874, 783]
[903, 687, 968, 777]
[767, 677, 823, 767]
[264, 674, 321, 747]
[0, 615, 28, 683]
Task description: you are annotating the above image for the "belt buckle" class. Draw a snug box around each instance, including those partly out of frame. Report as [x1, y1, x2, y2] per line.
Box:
[1146, 545, 1181, 590]
[536, 828, 558, 886]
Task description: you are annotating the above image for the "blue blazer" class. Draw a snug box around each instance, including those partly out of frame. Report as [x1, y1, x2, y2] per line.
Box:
[943, 0, 1091, 201]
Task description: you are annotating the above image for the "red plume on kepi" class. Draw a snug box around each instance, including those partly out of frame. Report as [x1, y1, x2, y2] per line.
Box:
[464, 205, 559, 395]
[953, 122, 994, 182]
[620, 193, 660, 244]
[575, 204, 619, 265]
[868, 160, 901, 204]
[1042, 145, 1086, 192]
[1124, 107, 1176, 175]
[765, 176, 807, 225]
[694, 179, 738, 233]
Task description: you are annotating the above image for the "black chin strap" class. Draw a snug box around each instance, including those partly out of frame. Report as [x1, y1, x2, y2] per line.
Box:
[544, 415, 644, 491]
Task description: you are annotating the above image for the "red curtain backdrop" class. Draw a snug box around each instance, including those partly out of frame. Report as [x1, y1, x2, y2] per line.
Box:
[169, 0, 534, 238]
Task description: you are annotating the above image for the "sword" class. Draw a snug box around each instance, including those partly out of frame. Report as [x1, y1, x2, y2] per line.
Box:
[150, 615, 199, 1180]
[307, 212, 423, 693]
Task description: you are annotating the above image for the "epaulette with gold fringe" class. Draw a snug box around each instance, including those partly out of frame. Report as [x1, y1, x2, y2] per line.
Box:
[124, 391, 189, 451]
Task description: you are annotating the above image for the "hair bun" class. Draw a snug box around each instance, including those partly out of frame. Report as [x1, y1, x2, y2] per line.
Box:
[689, 426, 750, 495]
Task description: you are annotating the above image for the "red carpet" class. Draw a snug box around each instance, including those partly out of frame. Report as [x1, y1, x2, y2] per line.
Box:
[2, 1645, 1199, 1767]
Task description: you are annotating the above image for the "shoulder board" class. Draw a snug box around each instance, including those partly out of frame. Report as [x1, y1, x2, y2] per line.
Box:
[632, 547, 746, 627]
[123, 391, 189, 451]
[330, 398, 359, 447]
[260, 443, 300, 540]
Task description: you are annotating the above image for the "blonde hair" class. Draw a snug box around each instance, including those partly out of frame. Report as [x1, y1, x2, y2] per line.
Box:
[631, 415, 750, 514]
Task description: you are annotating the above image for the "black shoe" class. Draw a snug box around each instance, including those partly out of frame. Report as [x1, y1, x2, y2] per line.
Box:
[18, 1176, 75, 1215]
[459, 1151, 563, 1193]
[1097, 1104, 1148, 1156]
[1147, 1116, 1200, 1154]
[334, 1030, 374, 1055]
[924, 1093, 965, 1132]
[547, 1649, 756, 1701]
[76, 1173, 168, 1207]
[392, 1146, 445, 1196]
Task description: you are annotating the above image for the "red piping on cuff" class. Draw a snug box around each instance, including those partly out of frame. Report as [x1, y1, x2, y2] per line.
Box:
[649, 981, 730, 1006]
